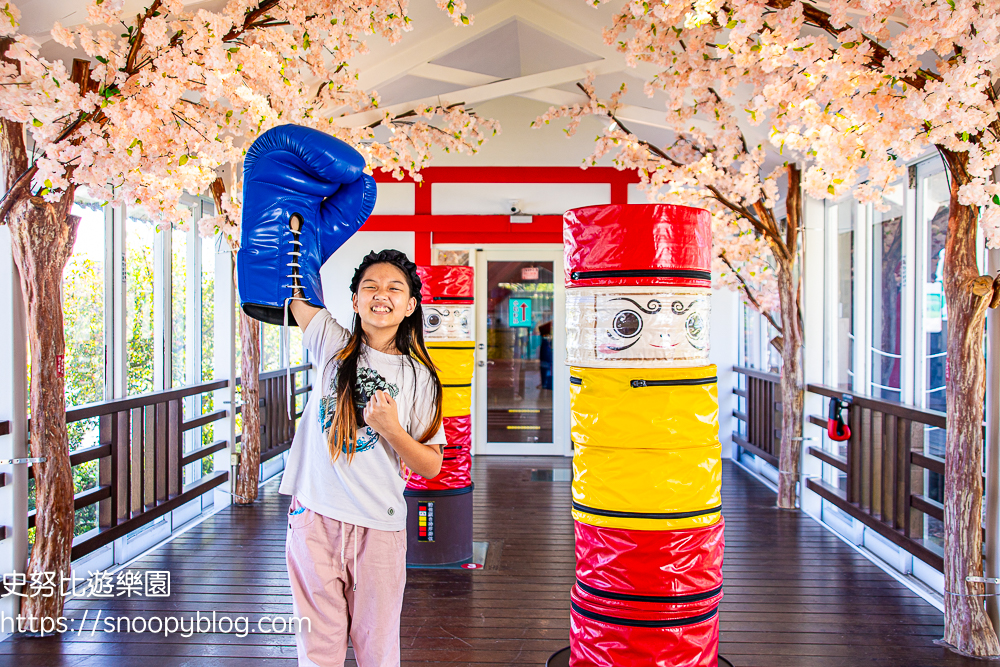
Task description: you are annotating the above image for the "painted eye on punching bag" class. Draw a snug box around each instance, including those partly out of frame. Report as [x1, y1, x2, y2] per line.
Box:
[612, 310, 642, 338]
[605, 309, 644, 351]
[685, 311, 707, 349]
[424, 309, 443, 332]
[459, 315, 469, 334]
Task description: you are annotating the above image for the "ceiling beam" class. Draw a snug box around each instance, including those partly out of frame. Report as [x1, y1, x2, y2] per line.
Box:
[357, 0, 524, 91]
[408, 63, 500, 87]
[334, 59, 623, 128]
[510, 0, 661, 81]
[516, 88, 674, 130]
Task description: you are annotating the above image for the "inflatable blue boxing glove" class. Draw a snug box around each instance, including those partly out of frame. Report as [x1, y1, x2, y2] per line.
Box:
[238, 124, 376, 326]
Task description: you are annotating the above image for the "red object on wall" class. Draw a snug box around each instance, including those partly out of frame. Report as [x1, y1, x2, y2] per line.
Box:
[563, 204, 712, 288]
[405, 414, 472, 491]
[569, 584, 720, 667]
[416, 265, 475, 304]
[575, 520, 724, 599]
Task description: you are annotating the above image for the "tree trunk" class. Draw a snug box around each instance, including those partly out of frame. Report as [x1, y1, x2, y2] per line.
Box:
[9, 196, 79, 630]
[1, 105, 80, 629]
[235, 310, 260, 504]
[775, 254, 804, 509]
[775, 164, 804, 509]
[940, 152, 1000, 656]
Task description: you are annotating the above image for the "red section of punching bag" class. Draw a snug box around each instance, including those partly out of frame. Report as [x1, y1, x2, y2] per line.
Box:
[569, 585, 720, 667]
[416, 265, 474, 303]
[563, 204, 712, 288]
[406, 416, 472, 491]
[443, 414, 472, 445]
[575, 519, 724, 598]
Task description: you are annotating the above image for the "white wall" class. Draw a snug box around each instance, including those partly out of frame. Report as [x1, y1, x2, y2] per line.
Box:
[0, 227, 27, 635]
[710, 288, 739, 459]
[319, 231, 417, 329]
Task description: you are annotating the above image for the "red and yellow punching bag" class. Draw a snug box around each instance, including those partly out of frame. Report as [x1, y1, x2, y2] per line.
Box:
[404, 265, 475, 565]
[563, 204, 724, 667]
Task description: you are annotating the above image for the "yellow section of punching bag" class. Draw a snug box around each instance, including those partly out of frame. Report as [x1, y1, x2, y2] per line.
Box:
[441, 383, 472, 418]
[570, 365, 719, 451]
[572, 441, 722, 520]
[572, 504, 722, 532]
[428, 343, 475, 385]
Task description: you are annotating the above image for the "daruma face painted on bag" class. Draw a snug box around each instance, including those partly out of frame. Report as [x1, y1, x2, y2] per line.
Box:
[422, 305, 473, 342]
[567, 287, 711, 367]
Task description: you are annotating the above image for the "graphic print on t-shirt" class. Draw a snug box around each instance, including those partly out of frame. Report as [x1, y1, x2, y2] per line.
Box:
[318, 366, 400, 454]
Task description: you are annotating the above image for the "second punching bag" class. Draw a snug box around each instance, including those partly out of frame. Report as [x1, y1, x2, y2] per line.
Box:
[404, 265, 476, 565]
[564, 204, 724, 667]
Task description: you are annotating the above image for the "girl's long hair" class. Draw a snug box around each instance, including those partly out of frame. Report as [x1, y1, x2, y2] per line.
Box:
[326, 250, 443, 463]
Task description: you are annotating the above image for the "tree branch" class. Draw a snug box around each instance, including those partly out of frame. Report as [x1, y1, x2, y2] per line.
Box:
[773, 0, 942, 91]
[720, 250, 782, 333]
[124, 1, 163, 74]
[587, 83, 789, 256]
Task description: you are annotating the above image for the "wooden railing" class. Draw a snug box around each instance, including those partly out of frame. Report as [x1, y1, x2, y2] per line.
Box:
[731, 366, 781, 467]
[1, 363, 312, 557]
[235, 364, 311, 464]
[805, 383, 944, 571]
[27, 379, 230, 561]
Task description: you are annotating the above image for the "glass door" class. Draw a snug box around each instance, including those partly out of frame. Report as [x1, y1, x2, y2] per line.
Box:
[475, 248, 568, 456]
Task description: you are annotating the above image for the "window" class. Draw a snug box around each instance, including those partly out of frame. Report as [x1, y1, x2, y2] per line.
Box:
[126, 208, 157, 395]
[870, 185, 904, 402]
[63, 188, 107, 537]
[171, 228, 188, 387]
[834, 201, 855, 390]
[200, 233, 217, 475]
[64, 189, 107, 410]
[919, 168, 949, 415]
[261, 323, 282, 372]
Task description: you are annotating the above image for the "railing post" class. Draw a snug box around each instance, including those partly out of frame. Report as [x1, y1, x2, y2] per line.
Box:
[115, 411, 129, 523]
[168, 399, 181, 496]
[99, 414, 113, 528]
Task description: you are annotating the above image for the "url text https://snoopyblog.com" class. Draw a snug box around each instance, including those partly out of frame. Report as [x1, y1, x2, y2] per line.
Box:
[1, 568, 309, 637]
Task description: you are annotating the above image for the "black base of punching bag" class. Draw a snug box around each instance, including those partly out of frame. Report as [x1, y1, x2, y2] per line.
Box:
[545, 647, 734, 666]
[404, 485, 473, 566]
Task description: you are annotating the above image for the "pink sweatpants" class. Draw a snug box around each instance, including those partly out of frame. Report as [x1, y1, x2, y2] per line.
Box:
[285, 496, 407, 666]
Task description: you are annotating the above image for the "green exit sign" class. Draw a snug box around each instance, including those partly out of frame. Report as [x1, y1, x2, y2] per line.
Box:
[509, 298, 532, 327]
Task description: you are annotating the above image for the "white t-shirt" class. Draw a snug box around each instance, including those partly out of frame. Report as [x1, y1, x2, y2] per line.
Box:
[278, 310, 446, 531]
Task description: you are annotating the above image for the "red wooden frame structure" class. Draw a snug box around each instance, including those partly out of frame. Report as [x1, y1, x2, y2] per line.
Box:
[364, 166, 640, 264]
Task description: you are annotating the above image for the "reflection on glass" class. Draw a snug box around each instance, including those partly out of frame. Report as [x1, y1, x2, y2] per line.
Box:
[486, 261, 554, 443]
[871, 186, 904, 402]
[835, 202, 855, 390]
[922, 170, 949, 415]
[920, 169, 950, 555]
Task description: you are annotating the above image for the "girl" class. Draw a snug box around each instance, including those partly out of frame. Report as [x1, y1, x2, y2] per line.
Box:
[279, 249, 446, 666]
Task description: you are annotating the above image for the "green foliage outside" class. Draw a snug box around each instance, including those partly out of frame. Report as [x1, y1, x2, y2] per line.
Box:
[49, 213, 223, 542]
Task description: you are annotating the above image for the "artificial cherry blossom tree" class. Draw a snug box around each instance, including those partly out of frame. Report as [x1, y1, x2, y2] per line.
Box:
[0, 0, 497, 629]
[539, 0, 1000, 655]
[752, 0, 1000, 654]
[535, 76, 804, 511]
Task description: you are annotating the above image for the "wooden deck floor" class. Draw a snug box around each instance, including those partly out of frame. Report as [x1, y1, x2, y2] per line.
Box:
[1, 457, 996, 666]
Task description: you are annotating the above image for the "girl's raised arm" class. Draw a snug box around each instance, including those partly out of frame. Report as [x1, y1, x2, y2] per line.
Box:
[290, 298, 323, 333]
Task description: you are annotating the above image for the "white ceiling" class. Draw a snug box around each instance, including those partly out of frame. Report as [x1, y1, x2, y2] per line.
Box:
[26, 0, 779, 171]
